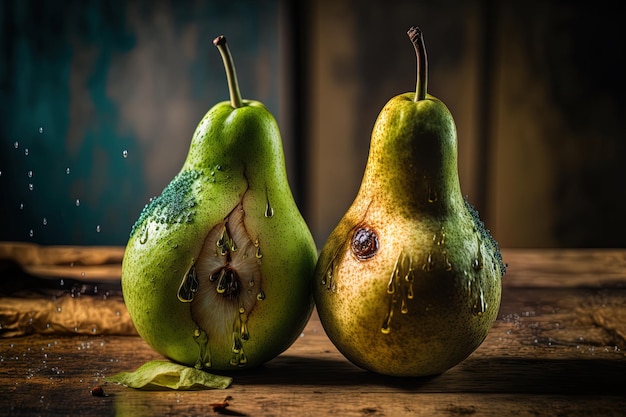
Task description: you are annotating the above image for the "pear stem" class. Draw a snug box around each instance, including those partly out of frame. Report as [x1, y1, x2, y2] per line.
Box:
[408, 26, 428, 102]
[213, 35, 244, 108]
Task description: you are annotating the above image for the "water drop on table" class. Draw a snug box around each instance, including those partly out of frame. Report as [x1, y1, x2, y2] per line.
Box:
[13, 141, 19, 149]
[122, 150, 128, 158]
[75, 199, 80, 207]
[38, 127, 44, 134]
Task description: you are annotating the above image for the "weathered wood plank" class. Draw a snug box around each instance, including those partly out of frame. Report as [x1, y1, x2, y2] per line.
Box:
[1, 249, 626, 416]
[502, 248, 626, 287]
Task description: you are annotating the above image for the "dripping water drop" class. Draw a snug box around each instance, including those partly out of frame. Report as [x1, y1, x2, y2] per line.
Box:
[428, 188, 438, 203]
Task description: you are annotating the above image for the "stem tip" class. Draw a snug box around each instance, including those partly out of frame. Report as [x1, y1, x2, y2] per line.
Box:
[213, 35, 226, 47]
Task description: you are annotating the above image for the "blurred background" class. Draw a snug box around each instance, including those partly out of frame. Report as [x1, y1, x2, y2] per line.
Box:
[1, 0, 625, 249]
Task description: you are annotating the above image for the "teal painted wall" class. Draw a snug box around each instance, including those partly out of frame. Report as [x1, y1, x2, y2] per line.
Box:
[0, 0, 282, 245]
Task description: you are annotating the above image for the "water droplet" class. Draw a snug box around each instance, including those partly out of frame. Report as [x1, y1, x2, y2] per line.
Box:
[139, 226, 149, 244]
[264, 201, 274, 218]
[423, 252, 433, 272]
[320, 255, 337, 292]
[13, 141, 19, 149]
[240, 320, 249, 341]
[24, 148, 29, 156]
[433, 226, 446, 246]
[381, 308, 393, 334]
[473, 288, 487, 315]
[122, 150, 128, 158]
[400, 297, 409, 314]
[27, 170, 33, 178]
[473, 235, 484, 270]
[28, 183, 34, 191]
[19, 203, 24, 210]
[256, 289, 266, 300]
[473, 258, 483, 270]
[265, 191, 274, 218]
[65, 167, 70, 175]
[96, 225, 101, 233]
[38, 127, 44, 134]
[387, 268, 397, 294]
[193, 328, 211, 369]
[428, 188, 438, 203]
[232, 333, 243, 354]
[75, 199, 80, 207]
[443, 250, 453, 271]
[29, 229, 34, 238]
[42, 218, 47, 226]
[177, 266, 198, 302]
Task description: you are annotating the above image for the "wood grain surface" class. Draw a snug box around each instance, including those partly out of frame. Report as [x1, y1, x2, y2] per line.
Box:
[1, 248, 625, 416]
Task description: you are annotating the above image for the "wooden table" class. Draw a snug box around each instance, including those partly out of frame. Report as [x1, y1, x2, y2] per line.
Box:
[1, 247, 625, 416]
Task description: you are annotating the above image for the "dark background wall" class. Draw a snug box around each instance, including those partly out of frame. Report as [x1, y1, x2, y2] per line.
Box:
[306, 0, 626, 248]
[0, 0, 286, 245]
[1, 0, 625, 249]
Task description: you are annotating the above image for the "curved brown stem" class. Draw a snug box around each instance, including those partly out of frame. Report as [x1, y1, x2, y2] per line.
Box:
[407, 26, 428, 102]
[213, 35, 244, 108]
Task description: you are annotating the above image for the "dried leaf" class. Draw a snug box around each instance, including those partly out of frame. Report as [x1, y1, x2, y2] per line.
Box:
[106, 360, 232, 390]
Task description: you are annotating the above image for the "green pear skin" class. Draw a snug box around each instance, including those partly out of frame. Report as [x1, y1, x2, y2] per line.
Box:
[121, 36, 317, 370]
[313, 27, 506, 377]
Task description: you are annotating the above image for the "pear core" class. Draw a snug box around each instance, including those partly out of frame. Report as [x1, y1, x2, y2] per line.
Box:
[180, 203, 264, 367]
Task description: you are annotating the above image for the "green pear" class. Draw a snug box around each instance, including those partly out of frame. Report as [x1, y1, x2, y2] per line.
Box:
[121, 35, 317, 370]
[313, 27, 506, 377]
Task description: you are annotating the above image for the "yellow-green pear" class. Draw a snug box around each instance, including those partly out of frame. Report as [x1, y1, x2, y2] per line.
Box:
[313, 27, 506, 377]
[121, 36, 317, 370]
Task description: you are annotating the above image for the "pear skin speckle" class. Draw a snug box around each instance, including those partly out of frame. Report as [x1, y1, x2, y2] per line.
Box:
[314, 27, 505, 377]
